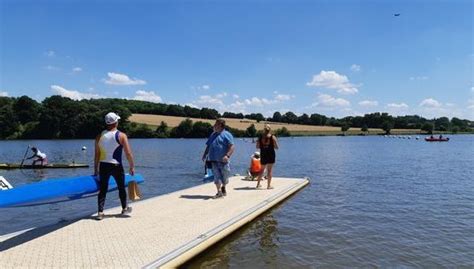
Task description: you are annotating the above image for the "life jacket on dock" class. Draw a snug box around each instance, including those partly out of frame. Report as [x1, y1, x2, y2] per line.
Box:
[250, 158, 262, 173]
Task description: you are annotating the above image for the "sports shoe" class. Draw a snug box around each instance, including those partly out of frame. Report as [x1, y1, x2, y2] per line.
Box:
[96, 212, 104, 221]
[121, 206, 133, 215]
[221, 186, 227, 196]
[213, 192, 224, 199]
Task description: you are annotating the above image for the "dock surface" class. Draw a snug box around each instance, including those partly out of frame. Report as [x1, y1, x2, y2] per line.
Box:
[0, 176, 309, 268]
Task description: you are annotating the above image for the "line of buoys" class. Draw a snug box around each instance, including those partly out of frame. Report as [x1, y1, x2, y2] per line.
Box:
[384, 135, 420, 140]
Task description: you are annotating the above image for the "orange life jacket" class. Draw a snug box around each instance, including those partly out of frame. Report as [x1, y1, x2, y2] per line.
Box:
[250, 158, 261, 173]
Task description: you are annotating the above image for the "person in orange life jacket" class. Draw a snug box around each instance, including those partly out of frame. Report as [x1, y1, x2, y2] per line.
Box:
[26, 147, 48, 166]
[247, 151, 262, 180]
[94, 112, 135, 220]
[256, 124, 279, 189]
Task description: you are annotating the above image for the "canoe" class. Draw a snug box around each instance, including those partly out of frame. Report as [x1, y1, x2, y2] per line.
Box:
[0, 174, 144, 208]
[0, 163, 89, 169]
[425, 137, 449, 142]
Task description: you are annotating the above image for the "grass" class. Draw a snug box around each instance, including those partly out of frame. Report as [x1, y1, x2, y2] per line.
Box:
[130, 114, 424, 136]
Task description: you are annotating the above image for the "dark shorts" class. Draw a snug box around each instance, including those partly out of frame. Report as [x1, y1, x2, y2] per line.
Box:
[260, 152, 275, 165]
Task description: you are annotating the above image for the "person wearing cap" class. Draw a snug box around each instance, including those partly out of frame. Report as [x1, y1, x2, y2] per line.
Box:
[26, 147, 48, 166]
[256, 124, 279, 189]
[247, 151, 262, 180]
[94, 112, 135, 220]
[202, 118, 235, 199]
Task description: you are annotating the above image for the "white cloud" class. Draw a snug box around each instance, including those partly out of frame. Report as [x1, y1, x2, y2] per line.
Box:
[313, 93, 350, 107]
[44, 65, 60, 71]
[419, 98, 441, 108]
[471, 86, 474, 93]
[409, 76, 429, 80]
[191, 91, 294, 115]
[244, 97, 274, 106]
[51, 85, 102, 100]
[133, 90, 163, 103]
[306, 70, 359, 94]
[275, 94, 294, 101]
[350, 64, 361, 72]
[229, 100, 247, 112]
[216, 92, 227, 99]
[358, 100, 378, 107]
[195, 95, 224, 106]
[387, 102, 409, 109]
[184, 103, 199, 109]
[467, 99, 474, 110]
[72, 67, 82, 73]
[44, 50, 55, 57]
[103, 72, 146, 86]
[0, 91, 8, 97]
[202, 85, 210, 90]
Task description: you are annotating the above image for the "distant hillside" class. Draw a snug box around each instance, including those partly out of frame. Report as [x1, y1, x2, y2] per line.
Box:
[130, 114, 421, 135]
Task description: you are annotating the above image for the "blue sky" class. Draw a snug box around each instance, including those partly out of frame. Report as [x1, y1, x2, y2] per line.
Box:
[1, 0, 473, 119]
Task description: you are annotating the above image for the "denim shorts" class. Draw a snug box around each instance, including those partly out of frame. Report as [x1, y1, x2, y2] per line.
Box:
[211, 162, 231, 185]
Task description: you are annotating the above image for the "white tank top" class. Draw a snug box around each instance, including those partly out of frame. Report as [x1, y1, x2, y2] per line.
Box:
[98, 130, 123, 164]
[36, 150, 47, 159]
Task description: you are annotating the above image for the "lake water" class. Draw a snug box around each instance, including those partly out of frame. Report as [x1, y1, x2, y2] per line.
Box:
[0, 135, 473, 267]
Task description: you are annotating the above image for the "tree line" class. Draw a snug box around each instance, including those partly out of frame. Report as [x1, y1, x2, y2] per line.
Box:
[0, 95, 472, 139]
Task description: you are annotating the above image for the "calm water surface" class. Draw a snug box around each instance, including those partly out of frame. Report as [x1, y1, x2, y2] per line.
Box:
[0, 135, 473, 267]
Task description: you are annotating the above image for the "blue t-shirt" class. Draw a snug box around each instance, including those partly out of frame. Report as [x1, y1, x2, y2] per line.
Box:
[206, 130, 234, 162]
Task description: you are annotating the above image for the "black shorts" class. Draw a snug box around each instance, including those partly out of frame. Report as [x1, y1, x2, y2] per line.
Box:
[260, 152, 275, 165]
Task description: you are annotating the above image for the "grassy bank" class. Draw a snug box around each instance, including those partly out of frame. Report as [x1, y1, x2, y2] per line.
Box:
[130, 114, 425, 136]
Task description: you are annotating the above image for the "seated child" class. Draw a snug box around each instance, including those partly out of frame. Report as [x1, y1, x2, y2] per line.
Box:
[247, 152, 262, 180]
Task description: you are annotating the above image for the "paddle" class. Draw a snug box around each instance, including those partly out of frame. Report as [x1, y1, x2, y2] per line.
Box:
[19, 145, 30, 168]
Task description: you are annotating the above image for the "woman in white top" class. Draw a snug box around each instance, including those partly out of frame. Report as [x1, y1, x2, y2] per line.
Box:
[27, 147, 48, 166]
[94, 112, 135, 220]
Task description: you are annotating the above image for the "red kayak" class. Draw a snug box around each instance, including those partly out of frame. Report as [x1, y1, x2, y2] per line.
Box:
[425, 137, 449, 142]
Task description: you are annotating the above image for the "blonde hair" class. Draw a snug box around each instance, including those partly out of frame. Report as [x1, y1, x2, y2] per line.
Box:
[264, 124, 271, 133]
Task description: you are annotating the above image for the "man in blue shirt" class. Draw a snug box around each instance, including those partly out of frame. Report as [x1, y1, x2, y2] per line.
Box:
[202, 119, 235, 198]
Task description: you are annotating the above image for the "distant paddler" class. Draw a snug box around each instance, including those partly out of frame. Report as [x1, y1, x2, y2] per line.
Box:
[26, 147, 48, 166]
[94, 112, 135, 220]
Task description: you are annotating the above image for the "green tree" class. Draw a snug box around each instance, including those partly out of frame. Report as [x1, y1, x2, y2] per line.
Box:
[282, 111, 298, 124]
[275, 127, 290, 137]
[0, 105, 19, 138]
[129, 124, 155, 138]
[170, 119, 193, 138]
[421, 123, 434, 134]
[341, 124, 350, 135]
[155, 121, 169, 138]
[272, 112, 282, 122]
[13, 95, 41, 124]
[382, 121, 394, 134]
[361, 124, 369, 133]
[191, 121, 213, 138]
[451, 126, 459, 134]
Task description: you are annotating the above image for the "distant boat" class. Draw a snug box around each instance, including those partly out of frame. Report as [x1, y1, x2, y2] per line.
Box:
[0, 163, 89, 170]
[425, 137, 449, 142]
[0, 174, 144, 208]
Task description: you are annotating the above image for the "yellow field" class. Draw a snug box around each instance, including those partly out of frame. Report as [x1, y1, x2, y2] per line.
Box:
[130, 114, 421, 135]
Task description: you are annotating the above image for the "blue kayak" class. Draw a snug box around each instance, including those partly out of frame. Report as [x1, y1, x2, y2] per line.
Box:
[0, 174, 144, 208]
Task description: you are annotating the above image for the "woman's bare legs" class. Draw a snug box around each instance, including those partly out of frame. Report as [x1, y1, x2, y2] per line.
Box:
[266, 163, 274, 189]
[256, 164, 267, 188]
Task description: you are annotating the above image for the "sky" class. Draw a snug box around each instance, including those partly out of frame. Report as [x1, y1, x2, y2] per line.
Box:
[1, 0, 473, 120]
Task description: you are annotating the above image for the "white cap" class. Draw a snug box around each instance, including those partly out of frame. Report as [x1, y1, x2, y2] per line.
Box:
[105, 112, 121, 125]
[253, 151, 260, 156]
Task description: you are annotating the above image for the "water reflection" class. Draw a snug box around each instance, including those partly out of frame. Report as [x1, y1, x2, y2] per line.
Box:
[184, 212, 279, 268]
[1, 136, 473, 267]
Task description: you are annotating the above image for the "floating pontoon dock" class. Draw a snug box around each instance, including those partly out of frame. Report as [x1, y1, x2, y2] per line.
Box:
[0, 176, 309, 268]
